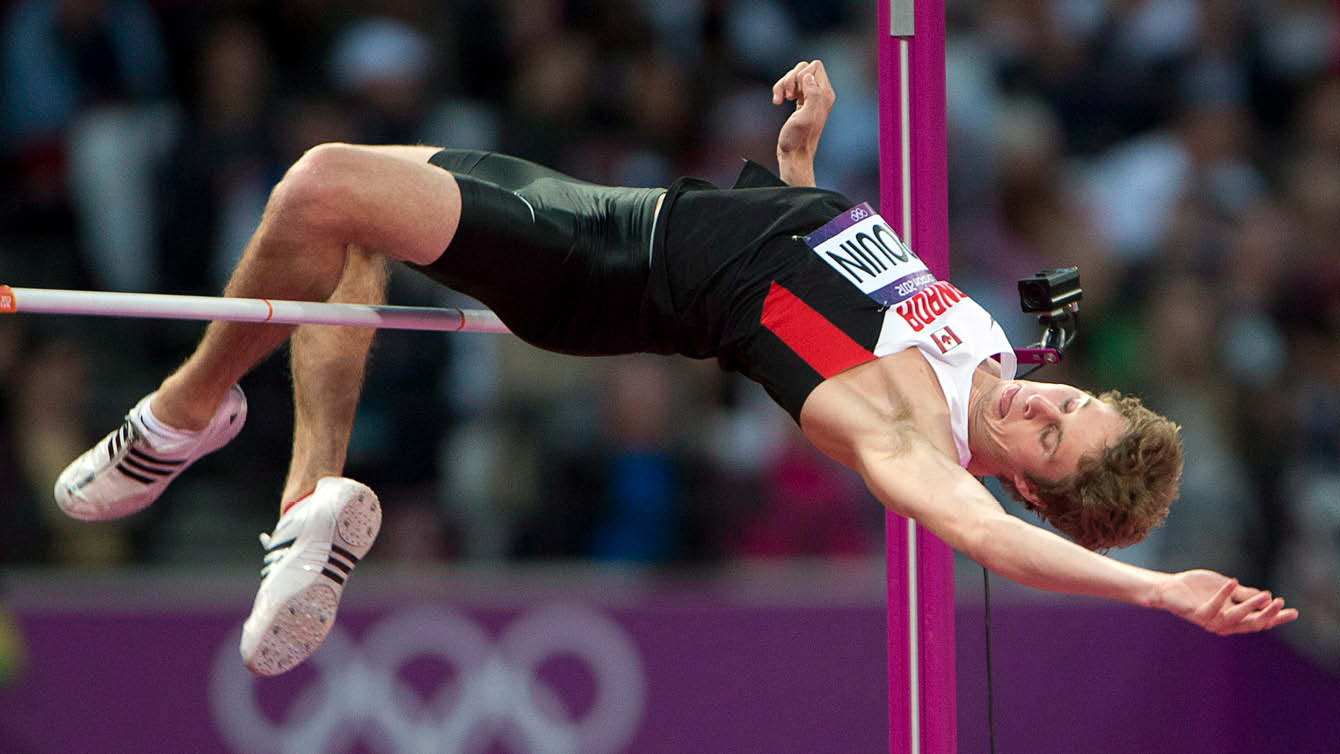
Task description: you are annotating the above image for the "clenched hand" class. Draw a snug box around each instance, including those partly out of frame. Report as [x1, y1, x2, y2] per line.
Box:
[771, 59, 835, 187]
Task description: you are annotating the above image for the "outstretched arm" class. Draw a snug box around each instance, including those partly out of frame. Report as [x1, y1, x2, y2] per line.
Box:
[771, 59, 835, 187]
[846, 419, 1298, 635]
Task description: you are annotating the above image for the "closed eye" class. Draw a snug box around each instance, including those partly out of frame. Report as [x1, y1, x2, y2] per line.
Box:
[1048, 395, 1091, 455]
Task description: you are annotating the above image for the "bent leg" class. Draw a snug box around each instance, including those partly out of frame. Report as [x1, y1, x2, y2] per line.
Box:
[281, 245, 388, 509]
[152, 144, 458, 430]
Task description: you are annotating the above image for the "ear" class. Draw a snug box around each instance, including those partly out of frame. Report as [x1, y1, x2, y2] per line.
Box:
[1012, 475, 1045, 511]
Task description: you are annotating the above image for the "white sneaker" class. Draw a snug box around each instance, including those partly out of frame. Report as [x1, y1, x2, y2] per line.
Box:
[240, 477, 381, 677]
[54, 385, 247, 521]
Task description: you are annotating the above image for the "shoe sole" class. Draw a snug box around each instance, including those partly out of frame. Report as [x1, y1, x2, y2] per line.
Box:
[243, 487, 381, 677]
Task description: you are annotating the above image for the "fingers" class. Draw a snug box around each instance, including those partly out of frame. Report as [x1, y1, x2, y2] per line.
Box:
[1214, 594, 1301, 635]
[1202, 577, 1238, 619]
[772, 60, 830, 106]
[1244, 599, 1300, 633]
[1194, 577, 1243, 635]
[1230, 582, 1261, 602]
[1222, 590, 1271, 623]
[804, 59, 830, 94]
[772, 61, 809, 105]
[1251, 597, 1284, 628]
[1224, 597, 1282, 635]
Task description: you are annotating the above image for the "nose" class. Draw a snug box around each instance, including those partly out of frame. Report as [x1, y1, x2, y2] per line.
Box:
[1023, 394, 1061, 421]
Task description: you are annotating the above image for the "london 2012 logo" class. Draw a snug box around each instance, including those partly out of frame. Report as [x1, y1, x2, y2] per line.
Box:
[209, 604, 647, 754]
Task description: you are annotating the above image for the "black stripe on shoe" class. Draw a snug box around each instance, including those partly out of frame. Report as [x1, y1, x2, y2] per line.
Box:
[326, 555, 353, 575]
[128, 447, 187, 466]
[330, 544, 360, 564]
[265, 537, 296, 553]
[110, 421, 133, 457]
[321, 567, 346, 585]
[122, 456, 175, 477]
[116, 464, 155, 484]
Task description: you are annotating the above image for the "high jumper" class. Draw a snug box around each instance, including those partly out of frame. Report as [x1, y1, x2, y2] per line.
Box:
[51, 60, 1297, 677]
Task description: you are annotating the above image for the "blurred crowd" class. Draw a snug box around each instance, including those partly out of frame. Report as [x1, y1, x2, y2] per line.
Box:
[0, 0, 1335, 665]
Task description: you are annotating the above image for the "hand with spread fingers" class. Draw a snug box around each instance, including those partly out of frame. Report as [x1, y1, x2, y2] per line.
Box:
[1154, 569, 1299, 635]
[771, 59, 835, 187]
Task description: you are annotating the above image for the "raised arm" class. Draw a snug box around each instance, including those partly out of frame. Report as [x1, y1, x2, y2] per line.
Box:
[853, 421, 1298, 635]
[771, 59, 835, 187]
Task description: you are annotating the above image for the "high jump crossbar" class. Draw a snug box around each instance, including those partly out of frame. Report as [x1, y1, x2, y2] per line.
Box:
[0, 285, 512, 334]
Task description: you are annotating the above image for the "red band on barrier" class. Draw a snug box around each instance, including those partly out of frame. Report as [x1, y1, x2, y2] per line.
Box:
[262, 299, 274, 322]
[0, 285, 15, 313]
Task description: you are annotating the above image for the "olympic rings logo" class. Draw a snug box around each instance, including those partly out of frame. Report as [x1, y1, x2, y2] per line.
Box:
[209, 603, 647, 754]
[849, 207, 869, 221]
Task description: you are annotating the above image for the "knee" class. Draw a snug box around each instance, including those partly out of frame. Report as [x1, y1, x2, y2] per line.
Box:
[267, 143, 369, 236]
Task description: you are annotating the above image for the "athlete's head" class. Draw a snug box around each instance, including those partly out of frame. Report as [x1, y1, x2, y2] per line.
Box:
[973, 381, 1182, 550]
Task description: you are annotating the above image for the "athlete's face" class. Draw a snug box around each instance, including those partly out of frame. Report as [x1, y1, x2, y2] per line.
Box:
[986, 380, 1126, 492]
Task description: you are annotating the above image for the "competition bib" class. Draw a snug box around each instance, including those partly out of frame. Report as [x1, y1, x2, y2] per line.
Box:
[802, 203, 934, 307]
[803, 203, 969, 335]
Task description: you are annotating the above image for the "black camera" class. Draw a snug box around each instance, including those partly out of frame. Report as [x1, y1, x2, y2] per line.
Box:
[1014, 267, 1082, 370]
[1018, 267, 1081, 314]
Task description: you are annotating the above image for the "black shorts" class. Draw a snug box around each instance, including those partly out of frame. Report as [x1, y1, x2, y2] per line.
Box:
[415, 151, 860, 418]
[411, 149, 664, 355]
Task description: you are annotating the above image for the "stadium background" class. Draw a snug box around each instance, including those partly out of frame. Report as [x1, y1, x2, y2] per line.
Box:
[1, 1, 1338, 752]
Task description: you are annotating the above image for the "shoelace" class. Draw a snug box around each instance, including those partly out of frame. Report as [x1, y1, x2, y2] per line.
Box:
[258, 531, 297, 578]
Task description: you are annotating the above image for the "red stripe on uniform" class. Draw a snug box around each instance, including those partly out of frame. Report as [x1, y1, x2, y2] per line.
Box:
[761, 282, 875, 378]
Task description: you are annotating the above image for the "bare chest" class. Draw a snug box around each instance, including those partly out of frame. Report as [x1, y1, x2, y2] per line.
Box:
[800, 348, 960, 466]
